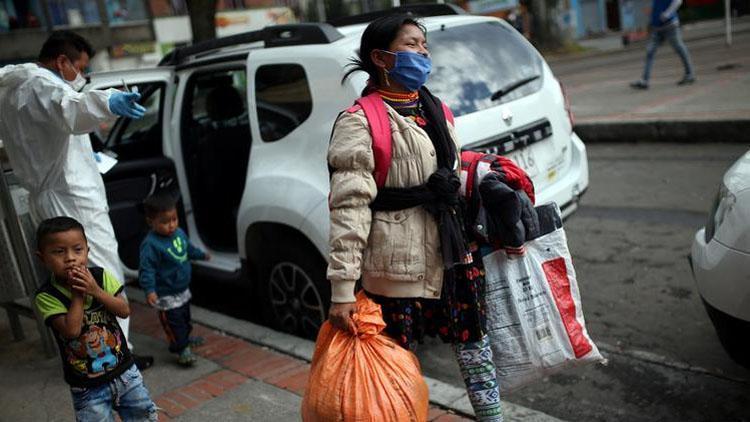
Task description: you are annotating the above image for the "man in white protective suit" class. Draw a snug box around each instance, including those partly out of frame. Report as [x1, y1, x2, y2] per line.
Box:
[0, 31, 154, 370]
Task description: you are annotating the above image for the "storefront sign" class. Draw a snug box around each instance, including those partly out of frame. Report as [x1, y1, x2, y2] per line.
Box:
[215, 7, 296, 37]
[467, 0, 519, 14]
[110, 41, 156, 58]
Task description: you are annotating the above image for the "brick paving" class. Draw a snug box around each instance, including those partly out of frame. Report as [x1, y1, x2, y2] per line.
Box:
[129, 302, 473, 421]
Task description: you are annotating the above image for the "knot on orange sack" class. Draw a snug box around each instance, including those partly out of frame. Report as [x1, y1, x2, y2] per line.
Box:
[352, 291, 386, 339]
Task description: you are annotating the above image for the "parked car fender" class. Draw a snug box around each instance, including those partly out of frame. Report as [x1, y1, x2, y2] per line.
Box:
[237, 176, 326, 259]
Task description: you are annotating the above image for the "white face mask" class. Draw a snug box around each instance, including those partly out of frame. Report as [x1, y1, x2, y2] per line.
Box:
[63, 59, 87, 91]
[67, 71, 87, 92]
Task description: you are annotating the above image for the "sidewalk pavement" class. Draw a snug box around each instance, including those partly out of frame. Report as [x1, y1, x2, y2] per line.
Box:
[549, 16, 750, 61]
[0, 287, 565, 421]
[545, 17, 750, 143]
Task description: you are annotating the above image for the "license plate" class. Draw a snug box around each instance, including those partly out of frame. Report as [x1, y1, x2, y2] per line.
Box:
[507, 148, 539, 178]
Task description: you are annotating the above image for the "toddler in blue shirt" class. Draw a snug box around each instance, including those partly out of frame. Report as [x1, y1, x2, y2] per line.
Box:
[139, 193, 210, 366]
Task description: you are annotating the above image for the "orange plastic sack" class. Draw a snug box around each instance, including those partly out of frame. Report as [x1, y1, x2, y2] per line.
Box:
[302, 291, 429, 422]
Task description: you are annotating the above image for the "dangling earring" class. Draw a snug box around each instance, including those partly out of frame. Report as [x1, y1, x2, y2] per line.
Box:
[383, 69, 390, 87]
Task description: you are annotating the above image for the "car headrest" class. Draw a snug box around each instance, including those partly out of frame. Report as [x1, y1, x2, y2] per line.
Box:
[206, 85, 244, 121]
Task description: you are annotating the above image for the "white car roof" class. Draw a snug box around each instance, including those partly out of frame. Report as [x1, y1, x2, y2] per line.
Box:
[87, 14, 505, 77]
[334, 14, 500, 45]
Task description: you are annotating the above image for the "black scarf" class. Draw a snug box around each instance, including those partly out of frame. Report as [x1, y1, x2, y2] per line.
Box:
[371, 87, 468, 270]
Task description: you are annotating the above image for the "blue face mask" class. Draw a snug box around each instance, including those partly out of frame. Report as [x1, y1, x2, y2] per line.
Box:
[384, 50, 432, 92]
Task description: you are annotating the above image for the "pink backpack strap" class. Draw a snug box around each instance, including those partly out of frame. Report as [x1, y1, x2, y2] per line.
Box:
[442, 102, 455, 126]
[460, 150, 483, 200]
[353, 92, 392, 189]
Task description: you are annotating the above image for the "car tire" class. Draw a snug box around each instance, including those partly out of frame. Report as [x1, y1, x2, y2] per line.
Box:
[259, 244, 330, 340]
[702, 299, 750, 369]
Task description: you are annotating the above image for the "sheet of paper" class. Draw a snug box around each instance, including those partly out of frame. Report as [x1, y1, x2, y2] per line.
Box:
[94, 152, 118, 174]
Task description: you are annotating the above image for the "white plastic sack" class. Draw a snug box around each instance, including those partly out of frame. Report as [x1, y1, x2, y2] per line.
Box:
[482, 204, 604, 392]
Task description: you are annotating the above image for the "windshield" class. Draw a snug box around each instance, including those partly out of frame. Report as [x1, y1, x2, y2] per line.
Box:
[427, 21, 544, 117]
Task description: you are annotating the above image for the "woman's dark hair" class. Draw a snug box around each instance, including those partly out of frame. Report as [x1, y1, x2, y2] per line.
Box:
[36, 216, 86, 250]
[343, 14, 426, 84]
[38, 30, 96, 63]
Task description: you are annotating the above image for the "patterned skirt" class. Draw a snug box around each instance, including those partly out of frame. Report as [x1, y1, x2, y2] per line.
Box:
[365, 243, 488, 352]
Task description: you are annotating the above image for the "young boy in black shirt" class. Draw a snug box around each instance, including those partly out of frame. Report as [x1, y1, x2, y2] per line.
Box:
[34, 217, 157, 420]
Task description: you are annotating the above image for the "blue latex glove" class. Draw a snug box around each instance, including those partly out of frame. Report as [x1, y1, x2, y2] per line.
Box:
[108, 92, 147, 119]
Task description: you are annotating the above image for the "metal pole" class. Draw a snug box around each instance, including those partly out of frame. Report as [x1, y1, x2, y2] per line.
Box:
[0, 161, 56, 357]
[725, 0, 732, 46]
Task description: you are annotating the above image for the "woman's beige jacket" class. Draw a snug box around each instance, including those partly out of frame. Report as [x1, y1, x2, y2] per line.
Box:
[327, 102, 460, 303]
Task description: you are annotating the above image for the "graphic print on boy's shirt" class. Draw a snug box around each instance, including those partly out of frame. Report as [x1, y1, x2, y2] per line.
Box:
[139, 228, 206, 297]
[167, 236, 187, 263]
[35, 268, 133, 388]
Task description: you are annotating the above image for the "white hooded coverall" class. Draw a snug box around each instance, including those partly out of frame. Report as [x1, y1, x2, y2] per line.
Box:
[0, 63, 130, 341]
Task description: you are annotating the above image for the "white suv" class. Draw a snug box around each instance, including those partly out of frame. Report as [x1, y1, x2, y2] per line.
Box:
[87, 5, 589, 339]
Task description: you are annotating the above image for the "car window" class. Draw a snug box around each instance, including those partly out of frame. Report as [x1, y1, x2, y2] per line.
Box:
[183, 69, 250, 142]
[254, 64, 312, 142]
[101, 83, 164, 160]
[428, 21, 544, 117]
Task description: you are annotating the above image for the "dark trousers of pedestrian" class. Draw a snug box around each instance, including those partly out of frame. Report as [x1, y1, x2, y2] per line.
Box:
[158, 302, 192, 354]
[642, 23, 695, 82]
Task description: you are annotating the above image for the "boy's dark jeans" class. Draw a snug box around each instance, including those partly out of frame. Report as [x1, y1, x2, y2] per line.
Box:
[158, 302, 192, 353]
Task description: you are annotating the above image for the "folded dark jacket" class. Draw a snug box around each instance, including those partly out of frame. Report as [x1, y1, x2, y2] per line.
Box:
[478, 173, 539, 248]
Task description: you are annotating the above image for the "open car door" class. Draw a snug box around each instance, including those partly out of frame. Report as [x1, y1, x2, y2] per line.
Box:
[85, 68, 180, 274]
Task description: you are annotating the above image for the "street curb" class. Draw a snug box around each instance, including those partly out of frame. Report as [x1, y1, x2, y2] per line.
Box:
[126, 286, 564, 421]
[575, 120, 750, 143]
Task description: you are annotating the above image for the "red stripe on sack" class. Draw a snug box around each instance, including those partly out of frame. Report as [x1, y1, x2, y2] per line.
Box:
[542, 257, 592, 358]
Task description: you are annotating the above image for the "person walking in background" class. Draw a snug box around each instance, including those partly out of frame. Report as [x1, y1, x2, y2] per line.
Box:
[139, 193, 210, 366]
[33, 217, 157, 421]
[631, 0, 696, 89]
[0, 30, 154, 370]
[327, 14, 503, 421]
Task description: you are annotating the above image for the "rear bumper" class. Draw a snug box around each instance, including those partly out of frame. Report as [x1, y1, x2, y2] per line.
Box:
[691, 228, 750, 322]
[536, 131, 589, 219]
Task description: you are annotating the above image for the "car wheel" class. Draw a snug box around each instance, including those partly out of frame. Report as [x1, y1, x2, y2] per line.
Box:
[702, 299, 750, 369]
[260, 246, 330, 340]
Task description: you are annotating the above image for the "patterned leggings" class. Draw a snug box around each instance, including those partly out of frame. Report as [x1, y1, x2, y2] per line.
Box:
[454, 336, 504, 422]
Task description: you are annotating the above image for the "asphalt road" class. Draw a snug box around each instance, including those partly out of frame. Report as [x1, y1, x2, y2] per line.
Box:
[191, 142, 750, 421]
[415, 142, 750, 422]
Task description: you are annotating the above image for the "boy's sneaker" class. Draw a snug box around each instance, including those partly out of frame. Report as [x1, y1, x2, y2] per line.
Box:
[178, 347, 197, 367]
[630, 80, 649, 90]
[133, 354, 154, 371]
[188, 336, 205, 347]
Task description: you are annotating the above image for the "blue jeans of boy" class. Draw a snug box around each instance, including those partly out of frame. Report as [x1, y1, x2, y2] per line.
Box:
[642, 23, 695, 82]
[70, 364, 157, 421]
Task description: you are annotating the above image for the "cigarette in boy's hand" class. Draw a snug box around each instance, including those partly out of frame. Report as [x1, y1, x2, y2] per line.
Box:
[122, 79, 131, 93]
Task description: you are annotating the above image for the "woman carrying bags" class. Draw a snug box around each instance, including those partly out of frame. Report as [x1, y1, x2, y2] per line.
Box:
[326, 14, 503, 421]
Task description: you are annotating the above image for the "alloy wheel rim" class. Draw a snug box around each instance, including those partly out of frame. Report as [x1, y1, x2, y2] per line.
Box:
[268, 262, 325, 338]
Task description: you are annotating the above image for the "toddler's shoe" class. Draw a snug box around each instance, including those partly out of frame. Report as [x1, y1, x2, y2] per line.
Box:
[178, 346, 196, 367]
[189, 336, 205, 347]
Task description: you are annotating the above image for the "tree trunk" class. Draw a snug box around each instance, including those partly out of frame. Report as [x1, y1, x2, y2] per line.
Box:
[186, 0, 218, 43]
[528, 0, 570, 49]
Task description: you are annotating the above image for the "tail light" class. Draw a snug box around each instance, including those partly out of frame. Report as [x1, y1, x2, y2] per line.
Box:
[558, 79, 574, 133]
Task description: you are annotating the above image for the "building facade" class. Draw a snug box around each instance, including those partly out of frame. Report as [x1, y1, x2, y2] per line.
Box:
[0, 0, 155, 68]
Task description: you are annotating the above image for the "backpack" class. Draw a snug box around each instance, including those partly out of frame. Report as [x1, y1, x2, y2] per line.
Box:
[345, 92, 534, 204]
[345, 91, 454, 189]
